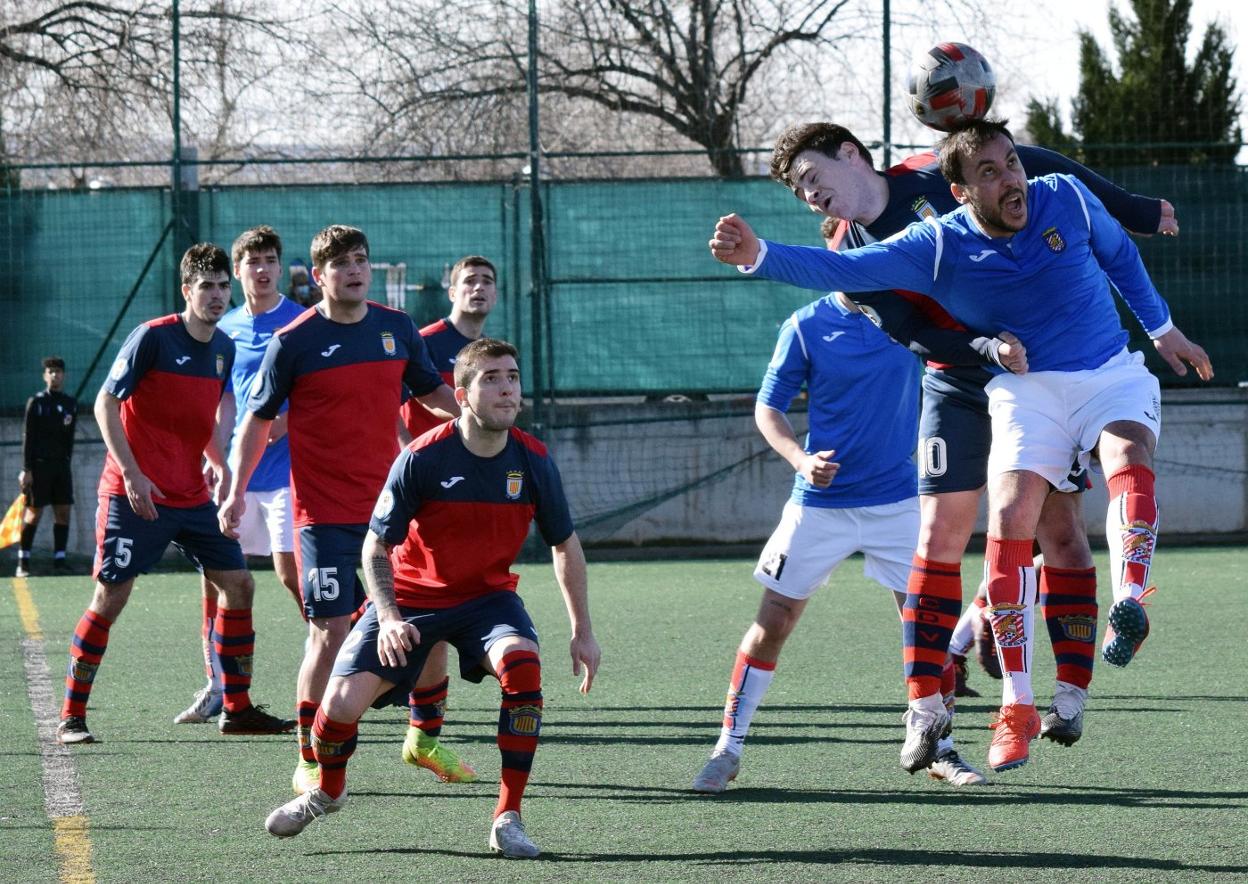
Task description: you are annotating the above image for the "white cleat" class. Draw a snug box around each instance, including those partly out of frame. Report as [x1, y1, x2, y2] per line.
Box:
[900, 696, 951, 773]
[692, 750, 741, 794]
[264, 787, 346, 838]
[490, 810, 540, 858]
[927, 749, 988, 786]
[173, 686, 223, 724]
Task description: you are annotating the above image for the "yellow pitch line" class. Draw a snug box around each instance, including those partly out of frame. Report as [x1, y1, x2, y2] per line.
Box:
[12, 577, 97, 884]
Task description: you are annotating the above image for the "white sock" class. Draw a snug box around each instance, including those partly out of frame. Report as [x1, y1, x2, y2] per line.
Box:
[713, 653, 776, 756]
[1051, 680, 1088, 718]
[948, 604, 979, 657]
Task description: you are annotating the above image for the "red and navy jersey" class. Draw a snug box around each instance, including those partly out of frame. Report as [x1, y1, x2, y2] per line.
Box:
[369, 422, 574, 608]
[399, 318, 474, 438]
[248, 302, 443, 527]
[98, 314, 234, 508]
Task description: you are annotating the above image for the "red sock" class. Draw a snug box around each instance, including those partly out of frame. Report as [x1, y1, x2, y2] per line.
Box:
[902, 556, 962, 700]
[62, 609, 113, 718]
[984, 537, 1036, 676]
[1106, 465, 1158, 598]
[213, 607, 254, 712]
[312, 708, 358, 800]
[297, 700, 319, 763]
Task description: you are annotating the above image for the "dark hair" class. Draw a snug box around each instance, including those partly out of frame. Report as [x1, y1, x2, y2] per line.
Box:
[232, 225, 283, 265]
[819, 216, 841, 241]
[180, 243, 230, 286]
[770, 123, 874, 192]
[937, 118, 1015, 185]
[42, 356, 65, 370]
[450, 255, 496, 288]
[310, 225, 369, 269]
[453, 338, 519, 390]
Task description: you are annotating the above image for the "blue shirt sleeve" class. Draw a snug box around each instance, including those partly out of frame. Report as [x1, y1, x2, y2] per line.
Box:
[369, 447, 421, 544]
[531, 452, 575, 547]
[751, 226, 943, 299]
[1065, 176, 1172, 334]
[247, 335, 294, 419]
[1017, 145, 1160, 234]
[756, 315, 808, 413]
[102, 323, 158, 401]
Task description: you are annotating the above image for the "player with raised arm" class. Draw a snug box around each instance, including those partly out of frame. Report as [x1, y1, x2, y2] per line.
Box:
[692, 274, 1027, 793]
[58, 244, 292, 745]
[218, 225, 461, 795]
[175, 225, 306, 726]
[710, 119, 1212, 773]
[263, 338, 600, 858]
[763, 121, 1183, 771]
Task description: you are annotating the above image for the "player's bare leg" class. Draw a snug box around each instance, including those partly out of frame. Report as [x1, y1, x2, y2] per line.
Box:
[402, 641, 477, 782]
[293, 614, 353, 791]
[1035, 492, 1096, 745]
[272, 550, 303, 612]
[693, 590, 808, 793]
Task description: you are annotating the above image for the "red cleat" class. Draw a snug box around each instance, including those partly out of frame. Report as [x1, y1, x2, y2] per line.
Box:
[988, 703, 1041, 772]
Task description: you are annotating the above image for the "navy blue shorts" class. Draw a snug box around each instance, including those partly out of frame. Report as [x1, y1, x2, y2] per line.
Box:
[919, 370, 1091, 496]
[331, 591, 539, 708]
[93, 495, 245, 584]
[296, 524, 369, 619]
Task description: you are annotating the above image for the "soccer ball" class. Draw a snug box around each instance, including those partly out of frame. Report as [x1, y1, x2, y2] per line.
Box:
[906, 42, 996, 132]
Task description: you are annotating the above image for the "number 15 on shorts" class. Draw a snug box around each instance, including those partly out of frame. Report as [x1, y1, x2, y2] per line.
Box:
[307, 566, 340, 601]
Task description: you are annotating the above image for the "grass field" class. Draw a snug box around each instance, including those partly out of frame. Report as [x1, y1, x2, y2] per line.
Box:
[3, 548, 1246, 882]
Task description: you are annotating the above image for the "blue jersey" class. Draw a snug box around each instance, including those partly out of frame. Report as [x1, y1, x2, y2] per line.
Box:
[218, 296, 306, 492]
[759, 295, 919, 508]
[370, 422, 574, 608]
[751, 174, 1172, 373]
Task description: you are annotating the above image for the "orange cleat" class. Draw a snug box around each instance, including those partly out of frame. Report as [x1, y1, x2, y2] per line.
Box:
[987, 702, 1041, 772]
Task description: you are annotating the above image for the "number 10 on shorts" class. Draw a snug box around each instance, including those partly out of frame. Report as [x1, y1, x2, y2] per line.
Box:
[307, 566, 340, 601]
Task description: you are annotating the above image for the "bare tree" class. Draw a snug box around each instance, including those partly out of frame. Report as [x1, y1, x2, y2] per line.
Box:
[320, 0, 879, 178]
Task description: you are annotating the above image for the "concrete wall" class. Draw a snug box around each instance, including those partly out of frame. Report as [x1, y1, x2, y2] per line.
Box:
[3, 387, 1244, 564]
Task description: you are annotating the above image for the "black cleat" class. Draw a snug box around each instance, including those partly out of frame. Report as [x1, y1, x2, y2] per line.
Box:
[218, 704, 296, 735]
[57, 716, 96, 745]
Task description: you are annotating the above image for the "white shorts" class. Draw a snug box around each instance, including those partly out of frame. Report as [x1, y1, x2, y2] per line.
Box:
[237, 487, 295, 557]
[986, 348, 1161, 491]
[754, 498, 919, 600]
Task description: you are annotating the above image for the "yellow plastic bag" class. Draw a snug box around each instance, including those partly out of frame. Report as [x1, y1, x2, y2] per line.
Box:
[0, 494, 25, 548]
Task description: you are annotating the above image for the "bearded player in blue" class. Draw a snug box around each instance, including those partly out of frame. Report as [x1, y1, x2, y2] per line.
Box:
[709, 119, 1213, 772]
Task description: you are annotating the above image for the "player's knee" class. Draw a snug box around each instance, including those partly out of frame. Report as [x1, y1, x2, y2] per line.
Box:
[496, 648, 542, 699]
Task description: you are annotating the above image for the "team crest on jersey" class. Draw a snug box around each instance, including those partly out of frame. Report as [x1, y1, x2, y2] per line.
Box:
[63, 413, 73, 426]
[1057, 614, 1096, 643]
[1042, 226, 1066, 252]
[507, 704, 542, 736]
[215, 354, 225, 377]
[109, 357, 127, 381]
[989, 603, 1027, 648]
[381, 331, 397, 356]
[910, 197, 938, 221]
[505, 471, 524, 499]
[373, 489, 394, 520]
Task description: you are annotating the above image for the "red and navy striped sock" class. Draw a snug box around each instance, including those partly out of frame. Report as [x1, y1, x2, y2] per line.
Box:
[1040, 565, 1098, 689]
[62, 609, 112, 718]
[902, 556, 963, 700]
[494, 650, 543, 818]
[409, 677, 449, 738]
[312, 708, 358, 800]
[213, 607, 254, 712]
[297, 700, 319, 762]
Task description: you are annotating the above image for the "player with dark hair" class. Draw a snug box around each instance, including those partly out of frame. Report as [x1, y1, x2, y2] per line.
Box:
[174, 225, 307, 725]
[219, 224, 461, 796]
[710, 118, 1211, 772]
[763, 119, 1183, 771]
[394, 253, 499, 784]
[263, 338, 600, 858]
[17, 356, 77, 577]
[57, 243, 292, 745]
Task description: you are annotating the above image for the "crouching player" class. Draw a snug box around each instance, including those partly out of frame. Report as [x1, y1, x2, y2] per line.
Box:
[264, 338, 601, 858]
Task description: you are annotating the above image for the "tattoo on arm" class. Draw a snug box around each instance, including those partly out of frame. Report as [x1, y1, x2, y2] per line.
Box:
[362, 543, 399, 616]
